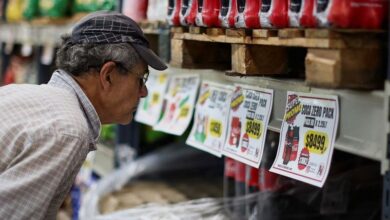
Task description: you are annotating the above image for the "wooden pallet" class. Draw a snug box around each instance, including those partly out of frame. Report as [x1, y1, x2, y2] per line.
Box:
[170, 27, 386, 89]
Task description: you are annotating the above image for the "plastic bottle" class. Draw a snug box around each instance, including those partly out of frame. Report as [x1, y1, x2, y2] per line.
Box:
[195, 0, 221, 27]
[235, 0, 261, 28]
[219, 0, 237, 28]
[259, 0, 289, 28]
[168, 0, 182, 26]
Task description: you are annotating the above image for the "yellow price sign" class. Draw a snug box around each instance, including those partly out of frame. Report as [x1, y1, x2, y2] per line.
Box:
[245, 119, 262, 139]
[198, 90, 210, 105]
[179, 105, 190, 118]
[151, 93, 160, 105]
[158, 74, 167, 84]
[304, 130, 329, 154]
[209, 119, 222, 138]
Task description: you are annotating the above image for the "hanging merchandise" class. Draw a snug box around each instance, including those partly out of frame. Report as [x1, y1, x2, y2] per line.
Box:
[270, 92, 339, 187]
[73, 0, 116, 14]
[39, 0, 69, 18]
[122, 0, 147, 22]
[219, 0, 237, 28]
[259, 0, 289, 28]
[235, 0, 261, 29]
[147, 0, 169, 21]
[289, 0, 316, 27]
[22, 0, 38, 20]
[180, 0, 198, 26]
[135, 70, 170, 126]
[153, 74, 200, 136]
[315, 0, 388, 29]
[222, 84, 274, 168]
[167, 0, 182, 26]
[186, 82, 233, 157]
[5, 0, 24, 22]
[195, 0, 221, 27]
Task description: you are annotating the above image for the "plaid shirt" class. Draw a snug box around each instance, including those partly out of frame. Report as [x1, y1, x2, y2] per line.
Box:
[0, 70, 101, 220]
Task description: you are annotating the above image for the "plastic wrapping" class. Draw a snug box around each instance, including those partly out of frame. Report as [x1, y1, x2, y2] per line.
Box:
[167, 0, 182, 26]
[81, 139, 382, 220]
[289, 0, 316, 27]
[219, 0, 237, 28]
[180, 0, 198, 26]
[39, 0, 68, 18]
[235, 0, 260, 29]
[195, 0, 221, 27]
[73, 0, 116, 13]
[122, 0, 147, 22]
[259, 0, 289, 28]
[22, 0, 38, 20]
[315, 0, 388, 29]
[5, 0, 24, 22]
[147, 0, 169, 21]
[80, 142, 224, 220]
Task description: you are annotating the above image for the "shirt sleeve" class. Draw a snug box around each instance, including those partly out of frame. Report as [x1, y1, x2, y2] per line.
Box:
[0, 132, 89, 220]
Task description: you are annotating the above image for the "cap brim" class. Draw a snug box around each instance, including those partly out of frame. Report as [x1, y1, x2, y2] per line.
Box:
[132, 45, 168, 71]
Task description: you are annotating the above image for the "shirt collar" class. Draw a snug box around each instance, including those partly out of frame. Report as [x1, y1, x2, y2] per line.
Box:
[48, 69, 101, 144]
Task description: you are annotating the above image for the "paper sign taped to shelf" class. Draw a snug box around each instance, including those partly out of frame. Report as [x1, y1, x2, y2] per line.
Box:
[135, 69, 170, 126]
[186, 81, 234, 157]
[222, 84, 273, 168]
[270, 92, 339, 188]
[153, 74, 200, 135]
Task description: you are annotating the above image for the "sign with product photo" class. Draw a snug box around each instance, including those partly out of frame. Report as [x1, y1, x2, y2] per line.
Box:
[135, 69, 170, 126]
[186, 81, 234, 157]
[153, 74, 200, 136]
[270, 92, 339, 187]
[222, 84, 274, 168]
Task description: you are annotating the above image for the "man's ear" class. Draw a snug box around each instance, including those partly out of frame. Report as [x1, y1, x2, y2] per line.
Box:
[99, 61, 117, 90]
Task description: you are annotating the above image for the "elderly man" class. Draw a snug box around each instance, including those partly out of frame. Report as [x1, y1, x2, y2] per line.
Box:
[0, 11, 167, 219]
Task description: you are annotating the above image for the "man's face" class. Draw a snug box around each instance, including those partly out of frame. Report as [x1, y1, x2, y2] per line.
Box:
[103, 61, 149, 124]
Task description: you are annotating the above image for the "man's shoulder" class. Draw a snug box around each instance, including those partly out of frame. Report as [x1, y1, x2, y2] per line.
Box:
[0, 84, 90, 138]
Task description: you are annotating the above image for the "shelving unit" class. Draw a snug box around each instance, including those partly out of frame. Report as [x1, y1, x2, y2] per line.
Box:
[0, 16, 388, 219]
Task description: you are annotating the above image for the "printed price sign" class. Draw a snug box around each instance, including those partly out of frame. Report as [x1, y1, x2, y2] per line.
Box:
[153, 74, 200, 135]
[186, 82, 234, 157]
[135, 69, 170, 126]
[222, 84, 273, 168]
[270, 92, 339, 187]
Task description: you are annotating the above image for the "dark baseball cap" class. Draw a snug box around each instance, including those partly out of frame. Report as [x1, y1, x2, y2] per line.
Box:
[70, 11, 167, 71]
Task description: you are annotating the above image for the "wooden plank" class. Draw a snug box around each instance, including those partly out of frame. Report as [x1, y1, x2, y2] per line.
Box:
[231, 44, 288, 75]
[252, 29, 278, 38]
[171, 27, 187, 33]
[305, 48, 384, 89]
[226, 28, 251, 37]
[278, 29, 305, 38]
[305, 29, 342, 38]
[206, 28, 225, 36]
[170, 38, 230, 70]
[189, 26, 206, 34]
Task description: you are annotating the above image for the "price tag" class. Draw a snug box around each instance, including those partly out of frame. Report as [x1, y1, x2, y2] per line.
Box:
[154, 74, 200, 136]
[222, 84, 274, 167]
[186, 81, 233, 157]
[135, 70, 170, 126]
[270, 92, 339, 188]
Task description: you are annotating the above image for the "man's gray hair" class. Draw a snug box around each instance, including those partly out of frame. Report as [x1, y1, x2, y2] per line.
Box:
[56, 34, 142, 76]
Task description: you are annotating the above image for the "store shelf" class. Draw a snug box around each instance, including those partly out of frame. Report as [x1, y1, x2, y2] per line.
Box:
[171, 28, 384, 49]
[0, 23, 72, 45]
[168, 67, 388, 172]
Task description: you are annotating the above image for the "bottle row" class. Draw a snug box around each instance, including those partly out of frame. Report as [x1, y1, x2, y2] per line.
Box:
[168, 0, 388, 29]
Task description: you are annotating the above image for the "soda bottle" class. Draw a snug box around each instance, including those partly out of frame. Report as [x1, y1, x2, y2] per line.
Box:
[167, 0, 182, 26]
[219, 0, 237, 28]
[180, 0, 198, 26]
[196, 0, 221, 27]
[259, 0, 289, 28]
[235, 0, 261, 28]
